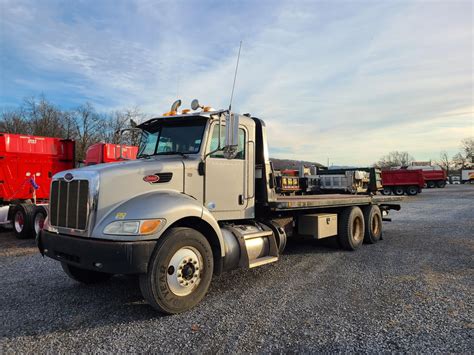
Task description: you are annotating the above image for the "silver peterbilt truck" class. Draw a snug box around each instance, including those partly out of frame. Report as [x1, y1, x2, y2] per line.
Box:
[38, 101, 402, 314]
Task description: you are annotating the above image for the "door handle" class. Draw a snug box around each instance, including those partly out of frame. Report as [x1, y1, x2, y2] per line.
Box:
[238, 194, 244, 205]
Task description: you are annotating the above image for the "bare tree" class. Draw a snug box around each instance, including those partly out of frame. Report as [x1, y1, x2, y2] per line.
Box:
[23, 96, 66, 137]
[0, 109, 29, 133]
[71, 103, 102, 161]
[438, 151, 452, 176]
[460, 137, 473, 163]
[375, 151, 415, 168]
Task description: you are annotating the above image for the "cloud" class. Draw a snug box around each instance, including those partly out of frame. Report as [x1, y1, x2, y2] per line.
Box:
[0, 0, 472, 164]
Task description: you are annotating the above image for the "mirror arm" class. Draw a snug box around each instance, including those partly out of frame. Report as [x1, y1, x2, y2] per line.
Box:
[203, 112, 227, 161]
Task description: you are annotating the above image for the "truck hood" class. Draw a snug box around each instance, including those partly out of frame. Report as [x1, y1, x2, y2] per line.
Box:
[55, 156, 188, 227]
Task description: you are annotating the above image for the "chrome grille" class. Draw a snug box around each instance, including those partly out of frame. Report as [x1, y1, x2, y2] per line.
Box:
[50, 180, 89, 230]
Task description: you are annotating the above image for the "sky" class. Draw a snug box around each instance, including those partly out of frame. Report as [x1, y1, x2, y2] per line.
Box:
[0, 0, 472, 166]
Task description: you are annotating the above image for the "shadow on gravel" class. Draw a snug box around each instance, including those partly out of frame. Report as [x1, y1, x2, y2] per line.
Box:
[2, 237, 344, 340]
[0, 274, 167, 339]
[0, 229, 38, 258]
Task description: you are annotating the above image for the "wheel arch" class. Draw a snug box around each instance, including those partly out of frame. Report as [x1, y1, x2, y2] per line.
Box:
[92, 190, 225, 274]
[167, 216, 224, 275]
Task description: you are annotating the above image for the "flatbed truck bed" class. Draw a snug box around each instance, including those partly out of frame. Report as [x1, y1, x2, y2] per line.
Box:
[271, 194, 403, 211]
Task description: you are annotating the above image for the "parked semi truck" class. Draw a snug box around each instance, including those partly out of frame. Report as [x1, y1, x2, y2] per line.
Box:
[381, 169, 425, 196]
[38, 101, 403, 314]
[0, 134, 137, 239]
[0, 133, 75, 238]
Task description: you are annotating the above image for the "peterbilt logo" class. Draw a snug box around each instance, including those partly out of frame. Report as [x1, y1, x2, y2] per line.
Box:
[143, 175, 160, 183]
[64, 173, 74, 182]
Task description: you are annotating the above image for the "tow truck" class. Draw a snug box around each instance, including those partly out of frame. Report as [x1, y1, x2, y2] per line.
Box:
[38, 100, 403, 314]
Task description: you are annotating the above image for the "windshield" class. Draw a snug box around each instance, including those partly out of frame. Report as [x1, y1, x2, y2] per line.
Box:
[137, 119, 207, 158]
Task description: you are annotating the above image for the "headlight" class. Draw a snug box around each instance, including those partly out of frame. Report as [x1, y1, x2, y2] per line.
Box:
[103, 219, 165, 235]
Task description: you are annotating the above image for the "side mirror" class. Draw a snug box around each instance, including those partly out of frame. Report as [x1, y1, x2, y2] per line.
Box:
[223, 113, 239, 159]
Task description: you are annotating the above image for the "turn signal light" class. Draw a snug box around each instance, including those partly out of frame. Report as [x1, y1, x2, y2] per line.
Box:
[163, 111, 177, 116]
[140, 219, 163, 234]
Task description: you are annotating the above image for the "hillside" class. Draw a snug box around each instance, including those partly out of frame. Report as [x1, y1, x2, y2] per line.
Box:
[270, 158, 324, 171]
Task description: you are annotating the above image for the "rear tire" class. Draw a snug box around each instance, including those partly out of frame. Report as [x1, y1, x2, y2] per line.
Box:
[61, 263, 113, 284]
[362, 205, 382, 244]
[12, 204, 35, 239]
[436, 180, 446, 188]
[427, 181, 436, 188]
[33, 206, 47, 237]
[406, 186, 418, 196]
[381, 187, 392, 195]
[393, 186, 405, 196]
[337, 207, 365, 251]
[139, 227, 213, 314]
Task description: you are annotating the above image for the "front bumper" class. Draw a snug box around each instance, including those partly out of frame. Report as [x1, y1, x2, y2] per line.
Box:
[38, 230, 157, 274]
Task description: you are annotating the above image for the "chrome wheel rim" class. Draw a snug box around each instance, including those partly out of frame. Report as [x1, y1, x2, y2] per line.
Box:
[166, 246, 203, 296]
[34, 212, 45, 235]
[14, 211, 24, 233]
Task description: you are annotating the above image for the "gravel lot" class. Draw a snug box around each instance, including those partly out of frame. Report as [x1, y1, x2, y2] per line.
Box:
[1, 185, 472, 352]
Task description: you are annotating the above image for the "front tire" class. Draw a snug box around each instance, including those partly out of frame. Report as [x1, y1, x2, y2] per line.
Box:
[139, 227, 213, 314]
[61, 263, 113, 284]
[337, 207, 365, 251]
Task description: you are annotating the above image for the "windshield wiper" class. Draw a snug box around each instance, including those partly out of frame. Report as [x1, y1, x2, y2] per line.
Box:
[137, 153, 153, 159]
[157, 151, 188, 158]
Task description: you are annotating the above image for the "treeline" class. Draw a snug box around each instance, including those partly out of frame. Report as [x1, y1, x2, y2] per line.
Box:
[374, 137, 474, 175]
[0, 96, 146, 161]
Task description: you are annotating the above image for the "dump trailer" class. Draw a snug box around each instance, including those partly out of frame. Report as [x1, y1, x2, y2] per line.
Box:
[85, 143, 138, 166]
[381, 169, 424, 196]
[407, 165, 447, 188]
[38, 101, 403, 314]
[0, 133, 75, 238]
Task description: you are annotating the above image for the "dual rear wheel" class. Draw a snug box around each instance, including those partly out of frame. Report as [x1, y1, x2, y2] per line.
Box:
[337, 205, 383, 250]
[12, 204, 46, 239]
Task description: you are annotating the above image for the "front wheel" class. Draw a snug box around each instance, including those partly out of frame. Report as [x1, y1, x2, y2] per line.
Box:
[139, 227, 213, 314]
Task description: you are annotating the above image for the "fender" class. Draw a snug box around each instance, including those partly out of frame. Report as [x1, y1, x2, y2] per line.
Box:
[92, 190, 225, 256]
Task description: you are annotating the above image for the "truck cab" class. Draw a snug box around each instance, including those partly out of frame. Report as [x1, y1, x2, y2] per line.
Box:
[38, 101, 402, 314]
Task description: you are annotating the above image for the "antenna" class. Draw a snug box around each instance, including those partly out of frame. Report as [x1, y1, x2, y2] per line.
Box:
[228, 41, 242, 111]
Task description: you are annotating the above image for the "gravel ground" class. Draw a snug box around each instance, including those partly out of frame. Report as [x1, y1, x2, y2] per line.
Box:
[0, 185, 473, 352]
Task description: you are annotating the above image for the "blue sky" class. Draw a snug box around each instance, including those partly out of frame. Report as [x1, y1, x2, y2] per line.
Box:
[0, 0, 472, 165]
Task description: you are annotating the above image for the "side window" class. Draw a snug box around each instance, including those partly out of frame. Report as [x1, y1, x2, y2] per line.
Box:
[210, 126, 246, 160]
[139, 132, 159, 156]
